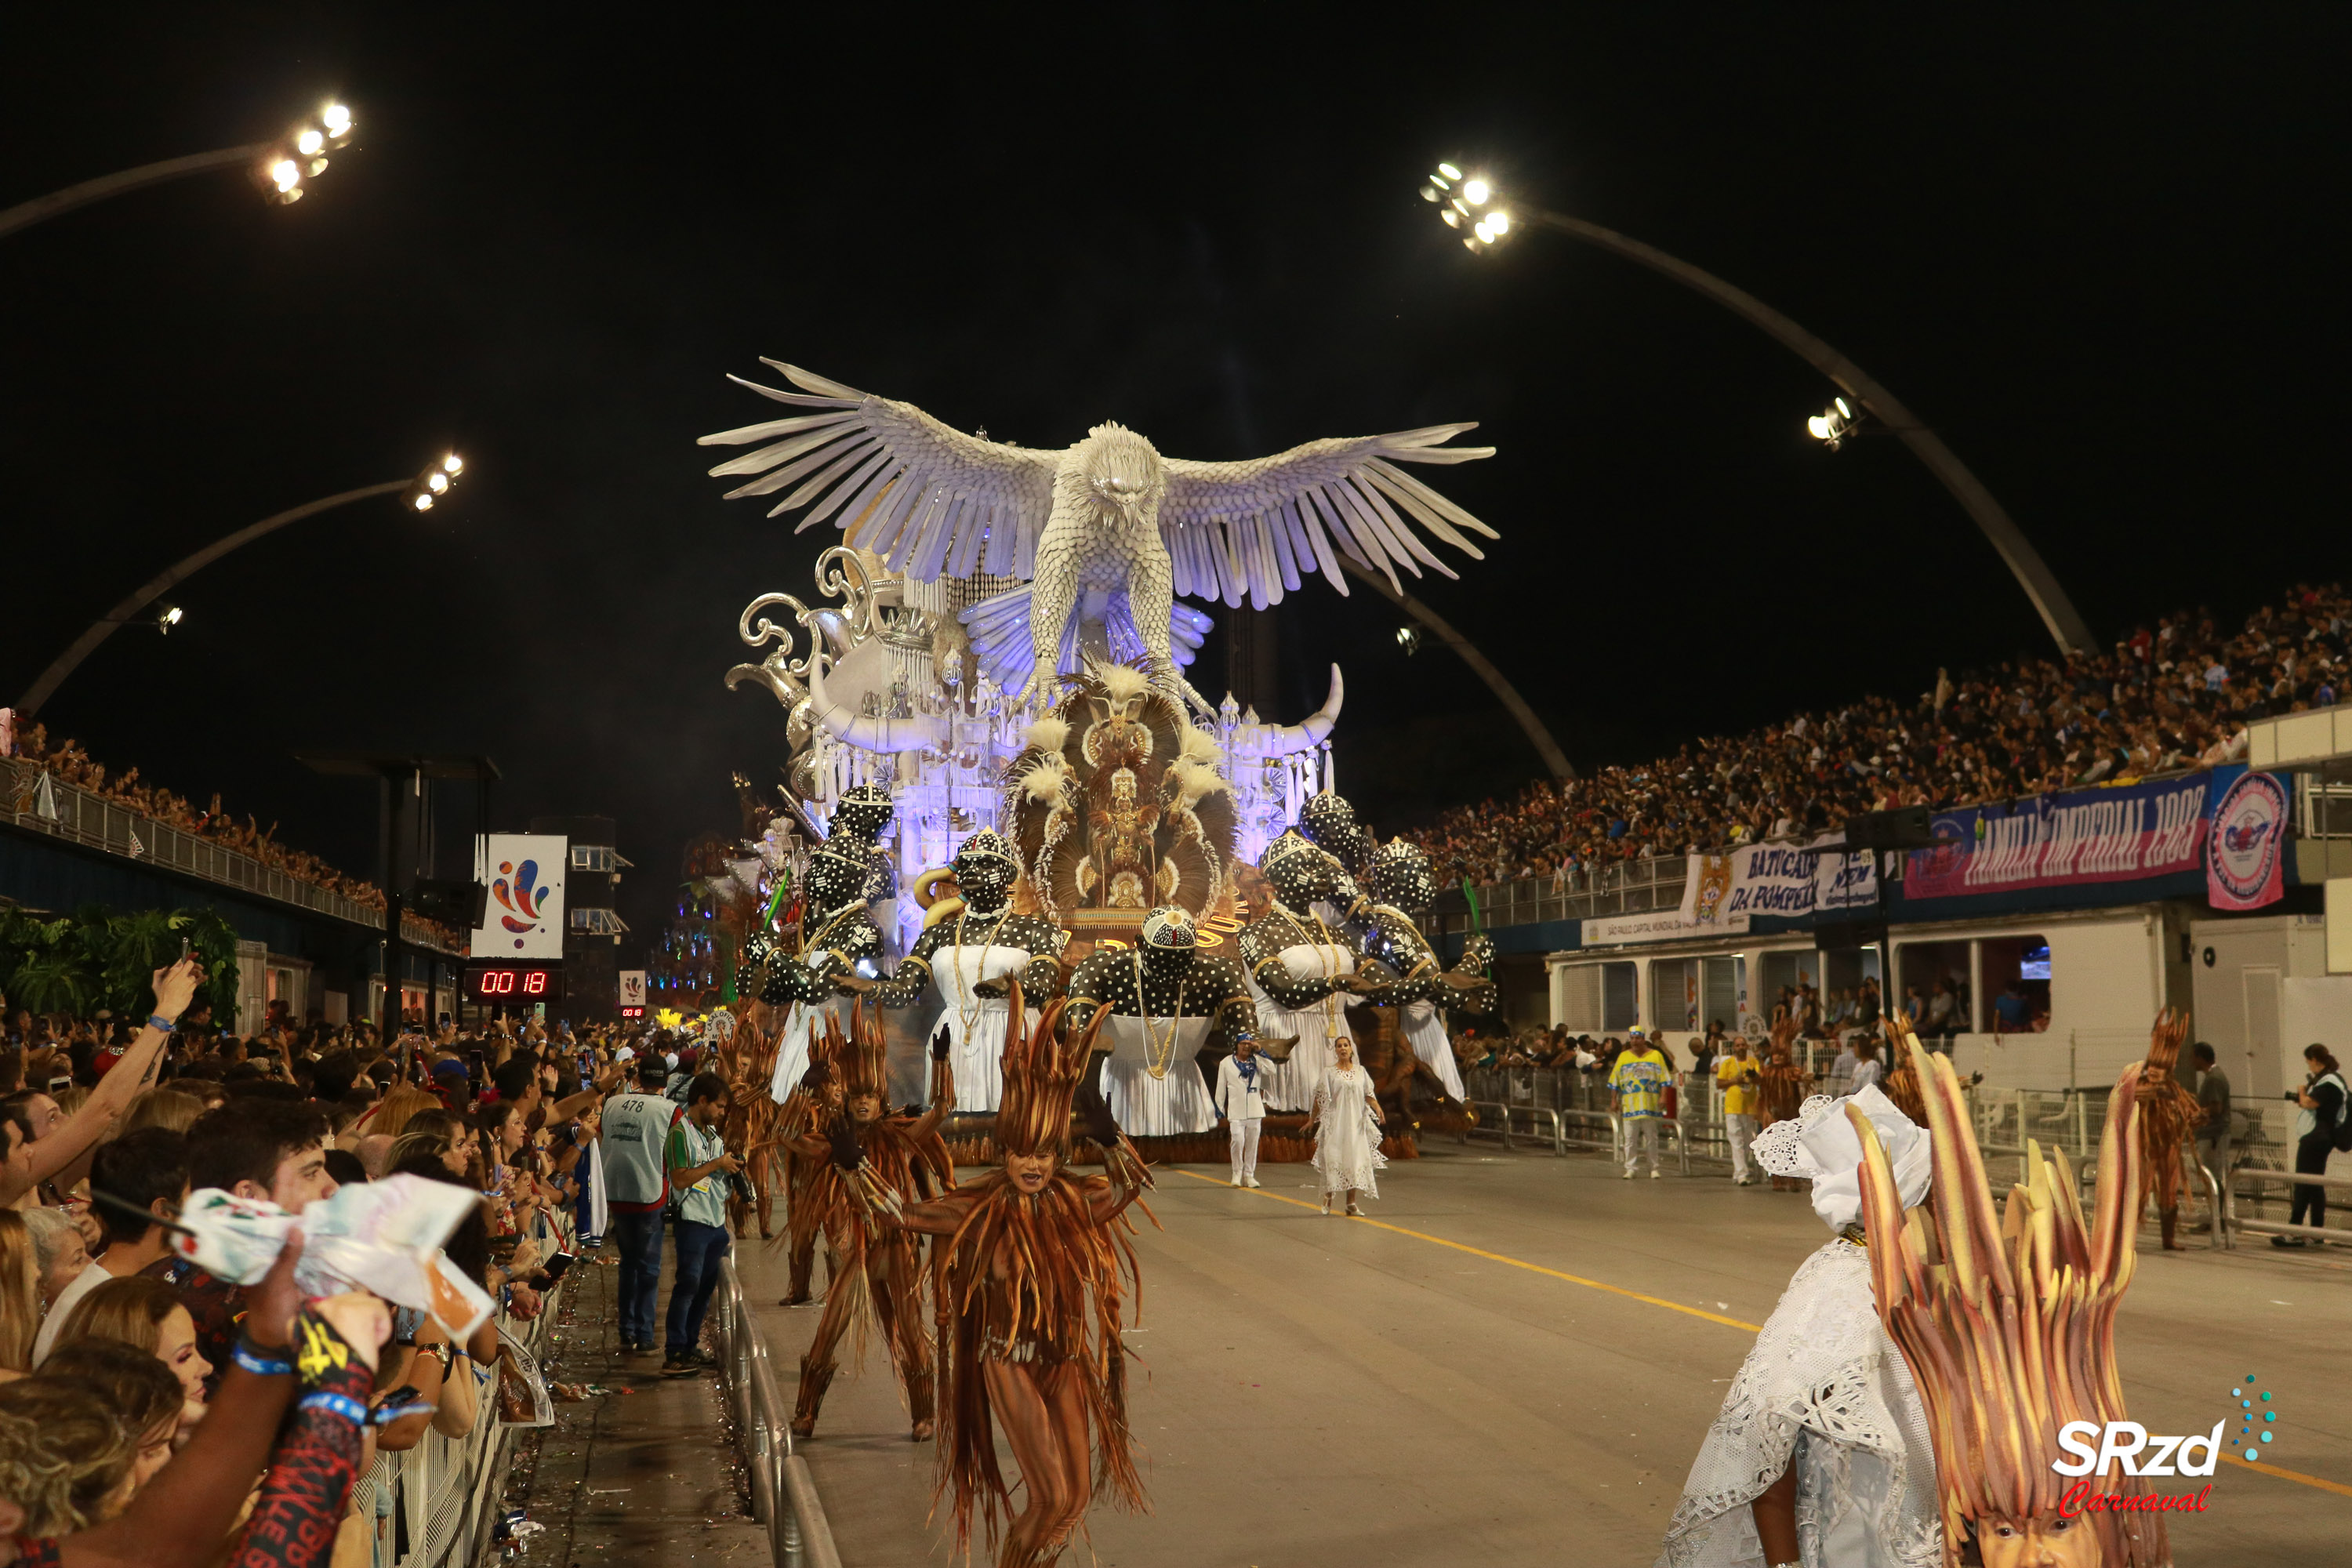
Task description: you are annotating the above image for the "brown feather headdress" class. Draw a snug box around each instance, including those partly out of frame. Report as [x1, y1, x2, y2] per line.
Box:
[1850, 1036, 2165, 1568]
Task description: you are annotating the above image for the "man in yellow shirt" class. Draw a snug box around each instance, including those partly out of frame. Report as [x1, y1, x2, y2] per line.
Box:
[1715, 1035, 1762, 1186]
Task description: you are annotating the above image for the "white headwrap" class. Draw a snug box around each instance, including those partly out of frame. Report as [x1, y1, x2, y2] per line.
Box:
[1752, 1084, 1933, 1230]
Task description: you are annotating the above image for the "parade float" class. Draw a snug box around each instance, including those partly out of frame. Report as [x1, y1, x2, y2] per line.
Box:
[706, 361, 1501, 1160]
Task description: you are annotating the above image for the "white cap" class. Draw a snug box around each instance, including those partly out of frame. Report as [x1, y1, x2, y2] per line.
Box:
[613, 1046, 637, 1062]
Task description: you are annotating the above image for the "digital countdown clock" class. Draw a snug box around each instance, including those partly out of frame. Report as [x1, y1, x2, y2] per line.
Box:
[463, 963, 566, 1004]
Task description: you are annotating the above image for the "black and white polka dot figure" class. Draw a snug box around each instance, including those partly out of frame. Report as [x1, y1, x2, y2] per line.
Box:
[864, 827, 1066, 1112]
[1064, 906, 1258, 1138]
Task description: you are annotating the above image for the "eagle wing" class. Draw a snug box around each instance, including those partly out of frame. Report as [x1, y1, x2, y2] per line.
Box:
[1159, 425, 1497, 608]
[699, 361, 1062, 582]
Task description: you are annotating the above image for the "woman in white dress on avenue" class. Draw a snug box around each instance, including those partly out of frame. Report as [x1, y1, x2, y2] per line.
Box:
[1302, 1036, 1386, 1216]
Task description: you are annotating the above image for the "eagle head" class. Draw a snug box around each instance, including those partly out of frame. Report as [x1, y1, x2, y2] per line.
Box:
[1074, 422, 1165, 521]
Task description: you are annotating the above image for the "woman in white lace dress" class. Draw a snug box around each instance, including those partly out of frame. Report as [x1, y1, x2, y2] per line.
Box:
[1657, 1086, 1942, 1568]
[1302, 1036, 1385, 1215]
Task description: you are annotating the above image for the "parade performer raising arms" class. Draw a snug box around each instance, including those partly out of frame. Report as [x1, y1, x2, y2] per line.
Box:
[1659, 1085, 1942, 1568]
[778, 1005, 956, 1439]
[860, 829, 1067, 1112]
[858, 983, 1150, 1568]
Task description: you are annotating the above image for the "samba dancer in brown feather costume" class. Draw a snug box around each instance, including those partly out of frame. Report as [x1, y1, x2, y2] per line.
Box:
[779, 1004, 955, 1439]
[862, 982, 1151, 1568]
[2134, 1007, 2205, 1251]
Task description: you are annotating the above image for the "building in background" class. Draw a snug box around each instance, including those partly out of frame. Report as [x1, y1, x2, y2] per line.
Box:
[529, 815, 630, 1025]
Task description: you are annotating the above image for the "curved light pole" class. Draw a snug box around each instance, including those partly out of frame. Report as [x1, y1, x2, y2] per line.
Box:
[0, 103, 356, 241]
[16, 456, 463, 717]
[1339, 559, 1576, 779]
[1424, 166, 2095, 656]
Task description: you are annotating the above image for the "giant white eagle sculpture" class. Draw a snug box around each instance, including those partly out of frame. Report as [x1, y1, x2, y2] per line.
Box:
[699, 361, 1498, 705]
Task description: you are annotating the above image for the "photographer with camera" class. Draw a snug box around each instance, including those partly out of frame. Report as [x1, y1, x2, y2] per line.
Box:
[2276, 1044, 2348, 1247]
[661, 1073, 740, 1373]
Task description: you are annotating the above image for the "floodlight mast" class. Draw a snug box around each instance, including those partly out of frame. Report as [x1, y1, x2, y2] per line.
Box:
[1423, 166, 2095, 656]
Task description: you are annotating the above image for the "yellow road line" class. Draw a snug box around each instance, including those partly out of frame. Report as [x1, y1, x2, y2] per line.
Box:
[2219, 1453, 2352, 1497]
[1171, 1167, 1764, 1331]
[1171, 1169, 2352, 1501]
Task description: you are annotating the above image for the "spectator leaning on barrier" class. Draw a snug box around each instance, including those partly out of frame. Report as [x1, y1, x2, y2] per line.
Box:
[662, 1073, 740, 1374]
[601, 1054, 681, 1356]
[1610, 1031, 1673, 1181]
[1715, 1037, 1762, 1187]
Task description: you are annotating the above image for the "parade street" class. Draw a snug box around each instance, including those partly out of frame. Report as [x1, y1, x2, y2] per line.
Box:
[747, 1145, 2350, 1568]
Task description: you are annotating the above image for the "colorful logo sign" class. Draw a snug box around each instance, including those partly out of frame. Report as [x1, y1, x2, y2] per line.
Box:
[470, 833, 566, 961]
[492, 858, 550, 950]
[2206, 771, 2287, 911]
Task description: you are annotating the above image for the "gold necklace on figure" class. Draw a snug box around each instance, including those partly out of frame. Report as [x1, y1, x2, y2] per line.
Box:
[953, 902, 1015, 1043]
[1128, 950, 1192, 1080]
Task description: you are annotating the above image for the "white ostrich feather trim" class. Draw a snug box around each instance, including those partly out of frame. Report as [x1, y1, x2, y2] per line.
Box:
[1018, 760, 1068, 804]
[1024, 716, 1070, 753]
[1178, 726, 1221, 767]
[1093, 662, 1151, 702]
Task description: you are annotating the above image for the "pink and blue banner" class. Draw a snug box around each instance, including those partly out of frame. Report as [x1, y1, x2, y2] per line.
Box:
[1899, 764, 2291, 914]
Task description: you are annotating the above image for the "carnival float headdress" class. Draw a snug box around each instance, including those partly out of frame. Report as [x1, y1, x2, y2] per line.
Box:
[1849, 1037, 2163, 1568]
[1139, 905, 1196, 951]
[1367, 837, 1437, 911]
[831, 782, 894, 844]
[993, 982, 1105, 1156]
[827, 1000, 890, 1100]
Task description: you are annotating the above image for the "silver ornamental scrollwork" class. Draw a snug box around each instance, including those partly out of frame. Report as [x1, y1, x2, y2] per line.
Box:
[723, 546, 884, 714]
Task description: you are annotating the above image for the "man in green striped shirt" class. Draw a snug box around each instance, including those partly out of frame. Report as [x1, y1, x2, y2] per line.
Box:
[663, 1072, 741, 1373]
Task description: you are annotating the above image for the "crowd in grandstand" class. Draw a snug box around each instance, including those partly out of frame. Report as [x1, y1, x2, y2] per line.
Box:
[0, 956, 737, 1568]
[4, 723, 387, 908]
[1407, 583, 2351, 887]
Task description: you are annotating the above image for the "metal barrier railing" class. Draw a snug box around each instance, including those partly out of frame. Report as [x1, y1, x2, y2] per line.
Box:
[711, 1255, 841, 1568]
[350, 1210, 572, 1568]
[2223, 1166, 2352, 1247]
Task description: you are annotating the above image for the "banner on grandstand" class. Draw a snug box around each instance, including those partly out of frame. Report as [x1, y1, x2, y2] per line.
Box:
[1584, 907, 1750, 947]
[1900, 765, 2286, 908]
[1677, 842, 1878, 928]
[2205, 769, 2288, 911]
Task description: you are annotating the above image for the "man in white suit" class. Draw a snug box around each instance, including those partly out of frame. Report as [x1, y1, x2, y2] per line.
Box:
[1214, 1036, 1272, 1188]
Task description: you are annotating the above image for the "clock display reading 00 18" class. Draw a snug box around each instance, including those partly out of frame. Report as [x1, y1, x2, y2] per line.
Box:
[465, 964, 565, 1004]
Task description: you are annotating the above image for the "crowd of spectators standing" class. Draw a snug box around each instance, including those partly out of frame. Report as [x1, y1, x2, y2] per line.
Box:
[1407, 583, 2352, 887]
[0, 955, 737, 1568]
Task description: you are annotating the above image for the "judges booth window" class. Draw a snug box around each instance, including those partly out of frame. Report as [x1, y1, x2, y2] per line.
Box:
[1758, 949, 1819, 1026]
[1979, 934, 2051, 1033]
[1602, 962, 1639, 1032]
[1896, 940, 1976, 1036]
[1650, 958, 1699, 1032]
[1559, 965, 1603, 1033]
[1702, 956, 1740, 1036]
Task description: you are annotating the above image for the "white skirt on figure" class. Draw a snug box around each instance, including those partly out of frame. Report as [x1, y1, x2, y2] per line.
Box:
[1402, 999, 1467, 1099]
[1657, 1239, 1940, 1568]
[1095, 1014, 1218, 1135]
[931, 944, 1038, 1113]
[1311, 1064, 1386, 1197]
[1248, 945, 1356, 1112]
[767, 994, 851, 1103]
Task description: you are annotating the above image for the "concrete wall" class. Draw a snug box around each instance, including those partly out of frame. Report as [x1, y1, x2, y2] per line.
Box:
[2190, 913, 2332, 1099]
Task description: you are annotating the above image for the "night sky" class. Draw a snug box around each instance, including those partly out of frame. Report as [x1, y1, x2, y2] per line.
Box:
[3, 8, 2345, 951]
